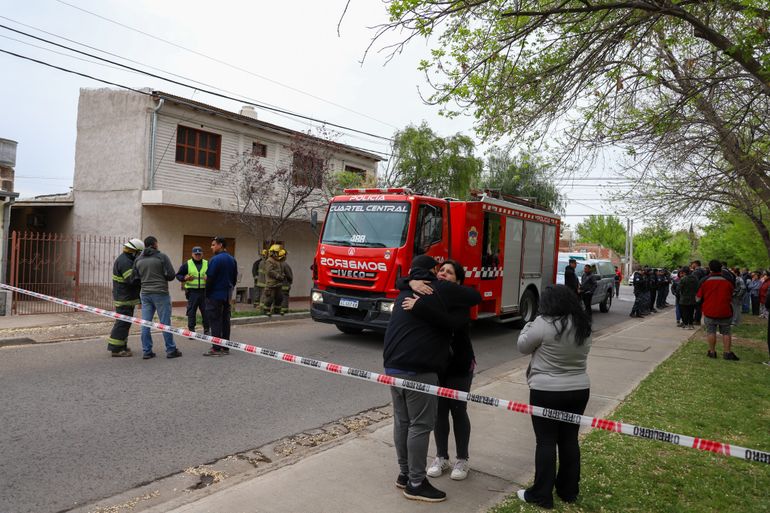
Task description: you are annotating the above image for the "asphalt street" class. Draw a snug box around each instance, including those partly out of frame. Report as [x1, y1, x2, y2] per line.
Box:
[0, 287, 637, 513]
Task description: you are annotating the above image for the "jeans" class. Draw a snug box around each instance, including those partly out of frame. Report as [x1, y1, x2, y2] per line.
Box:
[526, 388, 590, 509]
[140, 293, 177, 355]
[434, 372, 473, 460]
[389, 371, 439, 483]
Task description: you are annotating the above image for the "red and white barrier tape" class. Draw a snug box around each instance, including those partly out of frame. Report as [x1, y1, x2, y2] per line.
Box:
[2, 283, 768, 465]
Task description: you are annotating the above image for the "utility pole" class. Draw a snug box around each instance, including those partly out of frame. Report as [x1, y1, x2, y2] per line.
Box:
[625, 218, 634, 282]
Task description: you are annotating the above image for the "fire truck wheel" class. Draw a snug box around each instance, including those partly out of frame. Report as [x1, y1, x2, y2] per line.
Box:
[516, 289, 538, 327]
[599, 289, 612, 313]
[336, 324, 364, 335]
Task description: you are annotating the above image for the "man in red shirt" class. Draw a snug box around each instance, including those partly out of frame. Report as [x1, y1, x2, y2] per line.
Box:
[696, 259, 739, 360]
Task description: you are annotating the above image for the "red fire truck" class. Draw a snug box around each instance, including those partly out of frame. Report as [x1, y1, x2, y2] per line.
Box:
[310, 188, 560, 333]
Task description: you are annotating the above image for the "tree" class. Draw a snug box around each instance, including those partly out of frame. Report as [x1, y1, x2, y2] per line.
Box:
[697, 208, 770, 269]
[633, 223, 693, 269]
[575, 215, 627, 255]
[373, 1, 770, 255]
[380, 122, 482, 198]
[214, 130, 336, 244]
[481, 148, 565, 213]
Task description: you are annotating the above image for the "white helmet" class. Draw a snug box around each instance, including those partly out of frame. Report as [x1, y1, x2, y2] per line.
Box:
[124, 238, 145, 252]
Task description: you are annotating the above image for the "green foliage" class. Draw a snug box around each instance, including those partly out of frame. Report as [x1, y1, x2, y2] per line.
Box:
[697, 208, 770, 268]
[574, 215, 626, 254]
[633, 223, 693, 268]
[389, 121, 482, 199]
[480, 147, 565, 213]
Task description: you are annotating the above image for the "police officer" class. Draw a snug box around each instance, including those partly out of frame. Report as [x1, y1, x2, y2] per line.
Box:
[175, 246, 210, 336]
[262, 244, 284, 316]
[278, 248, 293, 315]
[252, 249, 267, 310]
[630, 268, 646, 318]
[647, 268, 658, 313]
[656, 268, 670, 309]
[564, 258, 579, 296]
[639, 266, 652, 315]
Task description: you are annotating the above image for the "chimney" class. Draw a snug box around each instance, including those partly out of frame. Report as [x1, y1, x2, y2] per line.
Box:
[0, 138, 16, 193]
[239, 106, 258, 120]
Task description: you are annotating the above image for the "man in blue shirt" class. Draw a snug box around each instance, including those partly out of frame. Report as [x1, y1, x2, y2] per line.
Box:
[203, 236, 238, 356]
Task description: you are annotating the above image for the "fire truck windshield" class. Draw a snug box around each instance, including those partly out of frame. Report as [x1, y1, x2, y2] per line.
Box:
[321, 201, 410, 248]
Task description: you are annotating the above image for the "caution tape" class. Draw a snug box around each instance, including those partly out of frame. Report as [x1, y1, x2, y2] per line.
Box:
[2, 282, 769, 465]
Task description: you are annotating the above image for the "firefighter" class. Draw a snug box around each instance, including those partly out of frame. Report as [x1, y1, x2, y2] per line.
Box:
[252, 249, 267, 310]
[262, 244, 284, 316]
[278, 248, 293, 315]
[106, 238, 144, 356]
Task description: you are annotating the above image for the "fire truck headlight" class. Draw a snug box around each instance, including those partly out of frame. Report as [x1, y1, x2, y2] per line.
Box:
[379, 301, 394, 313]
[311, 291, 324, 303]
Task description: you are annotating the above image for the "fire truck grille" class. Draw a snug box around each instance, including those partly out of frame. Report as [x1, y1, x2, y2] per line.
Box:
[335, 306, 368, 320]
[331, 277, 375, 287]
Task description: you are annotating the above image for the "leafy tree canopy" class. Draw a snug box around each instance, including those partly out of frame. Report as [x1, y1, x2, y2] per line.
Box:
[480, 147, 565, 213]
[575, 215, 626, 255]
[697, 208, 770, 270]
[633, 223, 693, 269]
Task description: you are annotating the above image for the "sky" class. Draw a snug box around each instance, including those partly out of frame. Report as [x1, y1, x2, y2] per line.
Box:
[0, 0, 631, 229]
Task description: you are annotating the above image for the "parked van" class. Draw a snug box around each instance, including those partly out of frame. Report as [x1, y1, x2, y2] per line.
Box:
[556, 258, 615, 312]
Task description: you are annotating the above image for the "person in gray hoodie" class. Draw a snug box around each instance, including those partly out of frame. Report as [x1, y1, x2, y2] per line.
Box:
[133, 236, 181, 359]
[516, 284, 592, 509]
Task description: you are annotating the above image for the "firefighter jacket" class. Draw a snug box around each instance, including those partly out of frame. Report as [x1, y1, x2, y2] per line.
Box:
[280, 260, 293, 291]
[252, 259, 267, 288]
[264, 256, 284, 288]
[112, 251, 141, 306]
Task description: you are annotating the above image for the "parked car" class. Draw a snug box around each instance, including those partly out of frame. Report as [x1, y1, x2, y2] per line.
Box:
[557, 258, 615, 312]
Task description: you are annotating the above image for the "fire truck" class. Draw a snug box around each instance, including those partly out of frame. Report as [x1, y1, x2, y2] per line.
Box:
[310, 188, 560, 333]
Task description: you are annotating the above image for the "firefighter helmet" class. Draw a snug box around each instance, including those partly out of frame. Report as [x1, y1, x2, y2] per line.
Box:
[124, 238, 145, 252]
[269, 244, 282, 253]
[261, 249, 267, 257]
[278, 249, 287, 259]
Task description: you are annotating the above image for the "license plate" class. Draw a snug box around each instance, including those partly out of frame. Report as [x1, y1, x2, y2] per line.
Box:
[339, 298, 359, 308]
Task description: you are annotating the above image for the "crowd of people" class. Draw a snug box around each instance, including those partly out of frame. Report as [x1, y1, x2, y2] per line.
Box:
[106, 236, 294, 359]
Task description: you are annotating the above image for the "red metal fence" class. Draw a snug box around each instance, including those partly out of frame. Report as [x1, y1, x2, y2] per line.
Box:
[8, 231, 126, 314]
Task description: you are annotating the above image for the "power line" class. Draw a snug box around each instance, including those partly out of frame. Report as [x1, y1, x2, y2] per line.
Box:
[0, 22, 395, 144]
[54, 0, 401, 132]
[0, 47, 393, 160]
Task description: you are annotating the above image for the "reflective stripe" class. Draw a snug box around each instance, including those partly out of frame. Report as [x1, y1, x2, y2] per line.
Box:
[184, 259, 208, 289]
[122, 268, 134, 280]
[107, 337, 127, 347]
[114, 299, 140, 307]
[112, 274, 125, 283]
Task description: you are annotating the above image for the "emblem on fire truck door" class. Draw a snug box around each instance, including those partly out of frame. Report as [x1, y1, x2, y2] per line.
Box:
[384, 250, 391, 260]
[348, 247, 356, 256]
[468, 227, 478, 247]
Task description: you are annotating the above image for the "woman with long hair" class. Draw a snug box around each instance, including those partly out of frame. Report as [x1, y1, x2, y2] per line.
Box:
[402, 259, 477, 481]
[516, 284, 592, 509]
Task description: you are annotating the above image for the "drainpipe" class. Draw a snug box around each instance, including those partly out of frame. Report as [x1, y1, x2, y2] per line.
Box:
[148, 97, 164, 189]
[1, 193, 18, 285]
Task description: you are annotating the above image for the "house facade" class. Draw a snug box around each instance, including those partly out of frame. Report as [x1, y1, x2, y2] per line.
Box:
[21, 88, 380, 306]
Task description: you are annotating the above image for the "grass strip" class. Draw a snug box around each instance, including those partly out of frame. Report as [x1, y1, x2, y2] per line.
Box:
[492, 317, 770, 513]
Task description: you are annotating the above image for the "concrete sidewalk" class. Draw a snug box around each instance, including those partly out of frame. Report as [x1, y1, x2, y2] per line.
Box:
[134, 310, 691, 513]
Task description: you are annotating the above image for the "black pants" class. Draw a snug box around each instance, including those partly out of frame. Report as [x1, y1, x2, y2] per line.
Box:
[185, 289, 209, 333]
[206, 298, 231, 352]
[614, 282, 620, 297]
[434, 372, 473, 460]
[656, 288, 668, 308]
[752, 295, 760, 315]
[694, 302, 702, 323]
[581, 293, 593, 320]
[526, 388, 590, 509]
[649, 288, 657, 310]
[680, 304, 695, 326]
[107, 304, 136, 351]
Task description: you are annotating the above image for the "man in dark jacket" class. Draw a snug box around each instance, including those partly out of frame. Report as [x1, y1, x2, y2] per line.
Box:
[133, 236, 181, 359]
[564, 259, 579, 295]
[630, 268, 646, 318]
[383, 255, 481, 503]
[580, 264, 598, 321]
[106, 238, 144, 356]
[203, 236, 238, 356]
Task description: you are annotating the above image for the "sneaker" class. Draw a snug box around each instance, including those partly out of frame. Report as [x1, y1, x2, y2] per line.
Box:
[676, 321, 682, 327]
[450, 459, 469, 480]
[516, 489, 527, 502]
[426, 456, 450, 477]
[403, 479, 446, 502]
[142, 352, 156, 360]
[222, 348, 230, 355]
[166, 349, 183, 359]
[762, 361, 770, 367]
[395, 473, 408, 489]
[707, 351, 717, 359]
[723, 352, 740, 361]
[203, 349, 223, 357]
[111, 349, 133, 357]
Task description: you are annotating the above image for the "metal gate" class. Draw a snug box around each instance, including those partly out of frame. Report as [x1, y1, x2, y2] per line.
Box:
[8, 231, 126, 314]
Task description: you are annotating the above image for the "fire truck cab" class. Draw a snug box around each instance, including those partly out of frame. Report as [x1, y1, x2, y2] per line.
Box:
[310, 188, 560, 333]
